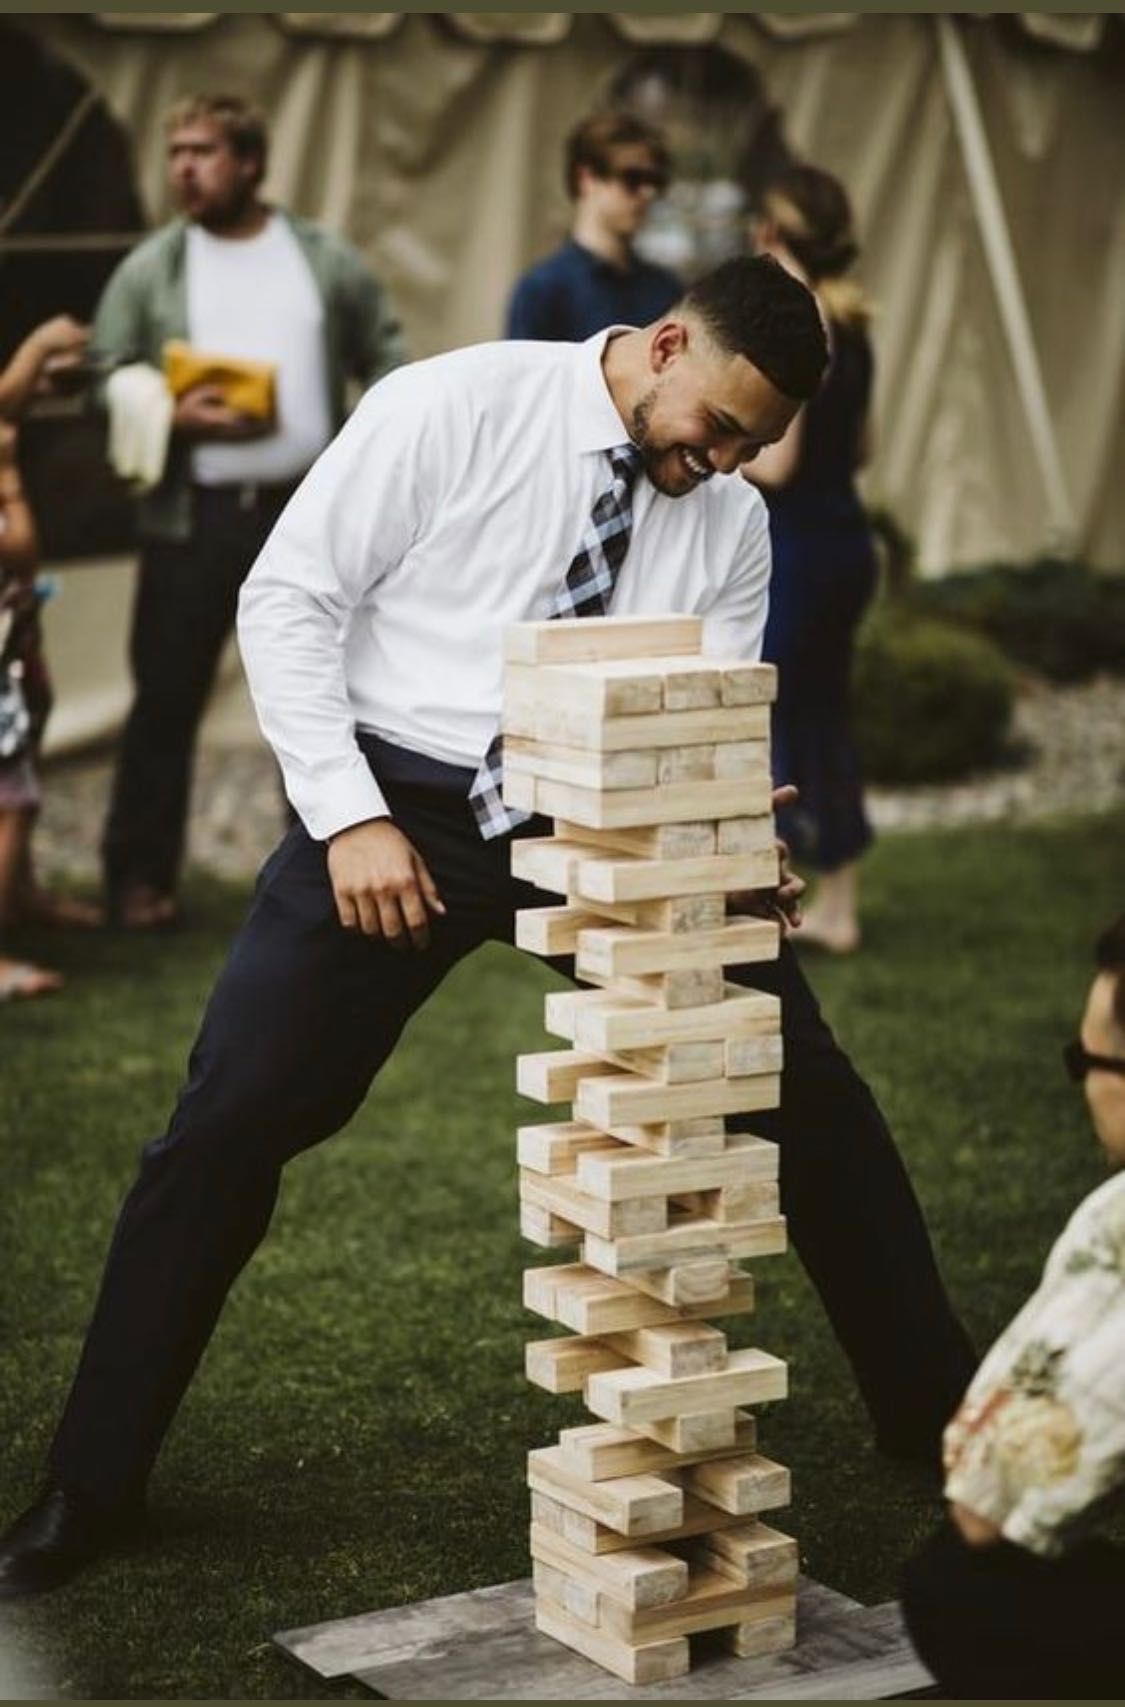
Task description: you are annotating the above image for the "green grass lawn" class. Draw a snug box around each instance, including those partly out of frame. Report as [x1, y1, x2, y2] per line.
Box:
[1, 808, 1121, 1699]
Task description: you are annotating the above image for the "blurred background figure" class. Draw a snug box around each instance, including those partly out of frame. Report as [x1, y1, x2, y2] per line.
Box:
[743, 164, 877, 955]
[506, 110, 680, 342]
[90, 93, 404, 932]
[0, 317, 98, 1001]
[901, 915, 1125, 1698]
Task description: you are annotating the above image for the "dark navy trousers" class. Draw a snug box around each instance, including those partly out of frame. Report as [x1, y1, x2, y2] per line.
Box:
[52, 745, 975, 1507]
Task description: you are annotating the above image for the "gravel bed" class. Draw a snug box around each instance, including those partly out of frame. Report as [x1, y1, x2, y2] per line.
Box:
[34, 674, 1125, 889]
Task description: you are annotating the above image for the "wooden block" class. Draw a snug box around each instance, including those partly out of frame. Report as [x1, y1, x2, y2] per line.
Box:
[723, 1605, 798, 1658]
[656, 743, 717, 783]
[520, 1203, 581, 1248]
[637, 1410, 738, 1454]
[719, 661, 777, 706]
[520, 1169, 667, 1239]
[541, 1488, 750, 1557]
[510, 836, 586, 895]
[678, 1452, 791, 1517]
[718, 815, 775, 855]
[516, 1049, 616, 1104]
[531, 773, 773, 830]
[576, 1071, 783, 1129]
[714, 741, 772, 780]
[577, 1135, 777, 1201]
[602, 1322, 728, 1378]
[623, 1259, 734, 1307]
[602, 1115, 730, 1158]
[582, 965, 729, 1011]
[503, 615, 703, 666]
[527, 1446, 683, 1538]
[504, 660, 663, 719]
[556, 818, 717, 859]
[516, 1120, 619, 1175]
[529, 1523, 689, 1611]
[610, 1039, 726, 1084]
[557, 1412, 757, 1483]
[502, 700, 771, 754]
[532, 1559, 599, 1625]
[586, 1347, 788, 1427]
[576, 917, 779, 979]
[677, 1178, 778, 1224]
[571, 985, 779, 1053]
[725, 1033, 785, 1077]
[525, 1262, 755, 1336]
[584, 1215, 787, 1277]
[599, 1567, 794, 1645]
[701, 1519, 799, 1590]
[525, 1335, 633, 1395]
[514, 906, 604, 957]
[575, 846, 778, 904]
[505, 738, 657, 792]
[534, 1597, 690, 1685]
[571, 891, 727, 935]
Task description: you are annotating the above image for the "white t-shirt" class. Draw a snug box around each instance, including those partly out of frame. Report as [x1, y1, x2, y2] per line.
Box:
[186, 214, 333, 486]
[238, 329, 774, 840]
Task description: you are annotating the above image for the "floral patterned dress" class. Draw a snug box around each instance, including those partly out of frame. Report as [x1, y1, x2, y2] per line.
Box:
[944, 1171, 1125, 1556]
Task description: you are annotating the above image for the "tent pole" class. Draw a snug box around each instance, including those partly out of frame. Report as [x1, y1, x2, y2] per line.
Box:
[935, 14, 1077, 555]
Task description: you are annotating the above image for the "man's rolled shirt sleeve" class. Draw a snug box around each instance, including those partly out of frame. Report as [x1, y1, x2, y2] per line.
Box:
[698, 485, 772, 663]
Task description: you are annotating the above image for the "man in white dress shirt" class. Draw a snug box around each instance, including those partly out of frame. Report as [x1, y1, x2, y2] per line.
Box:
[0, 255, 975, 1596]
[90, 94, 404, 929]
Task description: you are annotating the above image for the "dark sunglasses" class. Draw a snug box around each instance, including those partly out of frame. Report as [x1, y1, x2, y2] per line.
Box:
[609, 167, 669, 195]
[1063, 1038, 1125, 1082]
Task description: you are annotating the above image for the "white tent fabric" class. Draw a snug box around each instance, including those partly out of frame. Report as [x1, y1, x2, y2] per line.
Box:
[12, 11, 1125, 573]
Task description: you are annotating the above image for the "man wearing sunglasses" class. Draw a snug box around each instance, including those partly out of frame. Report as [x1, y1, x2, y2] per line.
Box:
[506, 110, 681, 344]
[902, 914, 1125, 1698]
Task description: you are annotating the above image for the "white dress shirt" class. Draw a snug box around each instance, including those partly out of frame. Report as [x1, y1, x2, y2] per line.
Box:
[186, 215, 333, 485]
[238, 330, 773, 840]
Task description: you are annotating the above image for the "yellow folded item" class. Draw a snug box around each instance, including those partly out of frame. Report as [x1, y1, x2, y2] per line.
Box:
[162, 340, 276, 422]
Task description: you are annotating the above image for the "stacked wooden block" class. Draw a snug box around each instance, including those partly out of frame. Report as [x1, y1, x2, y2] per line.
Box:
[504, 614, 798, 1686]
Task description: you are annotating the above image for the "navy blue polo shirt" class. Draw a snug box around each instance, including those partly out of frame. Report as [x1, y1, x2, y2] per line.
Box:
[505, 239, 682, 343]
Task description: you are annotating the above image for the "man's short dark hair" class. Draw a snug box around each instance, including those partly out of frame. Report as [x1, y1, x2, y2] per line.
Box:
[564, 110, 670, 201]
[1095, 915, 1125, 1036]
[165, 94, 269, 182]
[681, 255, 829, 404]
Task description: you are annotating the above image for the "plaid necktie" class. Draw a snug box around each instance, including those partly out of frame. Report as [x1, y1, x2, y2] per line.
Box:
[469, 442, 643, 839]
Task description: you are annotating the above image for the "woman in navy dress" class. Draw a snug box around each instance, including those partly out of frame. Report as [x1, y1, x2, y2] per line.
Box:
[744, 166, 877, 953]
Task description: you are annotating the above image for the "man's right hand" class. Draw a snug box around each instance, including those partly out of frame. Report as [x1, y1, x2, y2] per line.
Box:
[172, 383, 266, 441]
[326, 818, 447, 951]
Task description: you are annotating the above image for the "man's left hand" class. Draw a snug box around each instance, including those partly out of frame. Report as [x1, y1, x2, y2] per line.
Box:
[727, 783, 805, 935]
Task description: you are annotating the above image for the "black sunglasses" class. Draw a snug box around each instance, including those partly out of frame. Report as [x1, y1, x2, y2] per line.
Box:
[610, 167, 669, 195]
[1063, 1038, 1125, 1082]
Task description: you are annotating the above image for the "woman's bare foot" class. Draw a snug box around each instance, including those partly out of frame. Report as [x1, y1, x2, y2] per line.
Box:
[0, 956, 63, 1000]
[16, 886, 104, 929]
[796, 911, 861, 954]
[113, 885, 180, 931]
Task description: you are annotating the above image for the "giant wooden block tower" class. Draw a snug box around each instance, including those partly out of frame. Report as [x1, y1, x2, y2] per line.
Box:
[504, 614, 798, 1685]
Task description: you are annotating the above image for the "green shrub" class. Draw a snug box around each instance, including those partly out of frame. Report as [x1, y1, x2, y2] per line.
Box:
[854, 608, 1017, 784]
[908, 559, 1125, 682]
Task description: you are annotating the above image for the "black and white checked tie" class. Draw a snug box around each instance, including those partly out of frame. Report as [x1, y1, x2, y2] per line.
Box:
[469, 442, 644, 840]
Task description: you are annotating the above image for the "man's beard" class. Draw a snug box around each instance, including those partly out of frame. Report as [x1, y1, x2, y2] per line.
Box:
[631, 385, 709, 498]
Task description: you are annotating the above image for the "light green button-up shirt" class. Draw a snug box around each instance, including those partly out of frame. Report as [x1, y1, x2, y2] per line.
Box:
[90, 210, 406, 540]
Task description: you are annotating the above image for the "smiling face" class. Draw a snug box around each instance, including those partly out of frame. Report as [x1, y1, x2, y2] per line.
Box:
[167, 118, 260, 229]
[629, 319, 798, 498]
[1081, 972, 1125, 1167]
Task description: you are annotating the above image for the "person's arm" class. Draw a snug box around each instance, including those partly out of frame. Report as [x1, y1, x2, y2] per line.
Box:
[237, 369, 448, 949]
[0, 424, 37, 575]
[741, 408, 804, 490]
[338, 244, 408, 389]
[0, 317, 89, 421]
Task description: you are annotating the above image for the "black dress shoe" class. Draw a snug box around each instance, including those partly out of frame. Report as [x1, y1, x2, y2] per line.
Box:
[0, 1486, 146, 1599]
